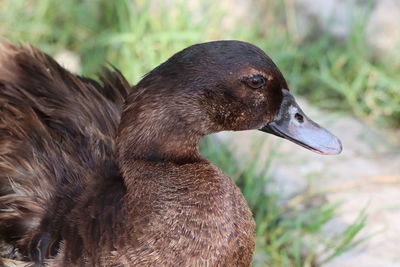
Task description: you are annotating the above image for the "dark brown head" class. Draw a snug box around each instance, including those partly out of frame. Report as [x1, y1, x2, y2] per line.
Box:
[118, 40, 341, 163]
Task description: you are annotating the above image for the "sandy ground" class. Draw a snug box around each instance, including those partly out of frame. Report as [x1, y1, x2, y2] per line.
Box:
[215, 97, 400, 267]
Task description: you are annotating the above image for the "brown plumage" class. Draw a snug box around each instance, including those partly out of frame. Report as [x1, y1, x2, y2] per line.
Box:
[0, 40, 341, 266]
[0, 42, 130, 265]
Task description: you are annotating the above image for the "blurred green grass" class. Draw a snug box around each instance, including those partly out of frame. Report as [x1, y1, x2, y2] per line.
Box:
[0, 0, 400, 127]
[201, 137, 366, 266]
[0, 0, 376, 265]
[1, 0, 398, 127]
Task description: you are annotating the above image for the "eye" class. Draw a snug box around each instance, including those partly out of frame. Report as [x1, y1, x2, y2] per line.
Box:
[243, 75, 267, 89]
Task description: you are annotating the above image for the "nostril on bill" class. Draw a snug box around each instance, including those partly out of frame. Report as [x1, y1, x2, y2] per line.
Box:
[294, 113, 304, 123]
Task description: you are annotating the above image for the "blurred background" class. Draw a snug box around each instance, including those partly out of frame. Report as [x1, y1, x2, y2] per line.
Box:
[1, 0, 399, 266]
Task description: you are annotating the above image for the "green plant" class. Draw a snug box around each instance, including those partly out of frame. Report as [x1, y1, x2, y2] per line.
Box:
[2, 0, 398, 127]
[253, 1, 400, 128]
[200, 136, 366, 266]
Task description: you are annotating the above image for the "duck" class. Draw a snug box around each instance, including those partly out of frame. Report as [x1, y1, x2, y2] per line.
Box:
[0, 40, 342, 266]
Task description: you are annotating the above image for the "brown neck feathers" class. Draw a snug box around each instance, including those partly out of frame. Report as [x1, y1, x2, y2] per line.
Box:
[116, 90, 207, 166]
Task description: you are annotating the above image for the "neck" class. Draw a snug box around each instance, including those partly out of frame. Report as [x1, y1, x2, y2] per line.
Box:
[116, 92, 206, 166]
[118, 127, 202, 164]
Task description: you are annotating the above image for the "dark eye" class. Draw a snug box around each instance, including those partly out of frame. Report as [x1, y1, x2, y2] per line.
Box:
[243, 75, 267, 89]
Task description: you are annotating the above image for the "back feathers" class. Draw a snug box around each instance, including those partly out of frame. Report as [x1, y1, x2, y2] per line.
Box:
[0, 42, 131, 261]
